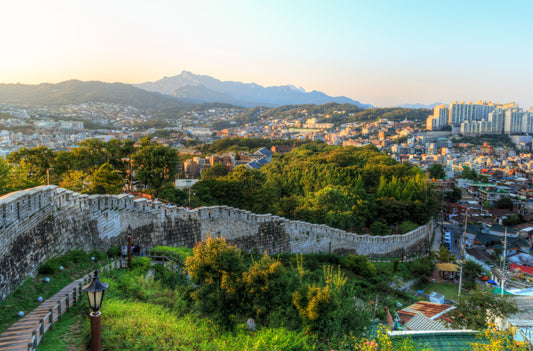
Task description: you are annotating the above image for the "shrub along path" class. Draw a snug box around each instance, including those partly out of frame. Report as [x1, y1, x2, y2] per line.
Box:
[0, 260, 122, 351]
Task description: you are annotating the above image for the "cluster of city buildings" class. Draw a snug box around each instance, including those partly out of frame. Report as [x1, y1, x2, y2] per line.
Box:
[180, 146, 279, 180]
[426, 100, 533, 137]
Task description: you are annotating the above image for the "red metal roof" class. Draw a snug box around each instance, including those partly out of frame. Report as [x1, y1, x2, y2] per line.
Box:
[398, 301, 453, 319]
[510, 263, 533, 275]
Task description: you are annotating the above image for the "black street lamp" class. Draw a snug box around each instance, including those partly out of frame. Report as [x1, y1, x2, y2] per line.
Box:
[82, 270, 109, 351]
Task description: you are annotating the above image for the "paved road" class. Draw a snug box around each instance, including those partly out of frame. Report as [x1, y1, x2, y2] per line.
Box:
[444, 223, 464, 259]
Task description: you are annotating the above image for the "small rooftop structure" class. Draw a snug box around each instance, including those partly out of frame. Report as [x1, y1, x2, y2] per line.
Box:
[397, 301, 456, 325]
[429, 292, 445, 304]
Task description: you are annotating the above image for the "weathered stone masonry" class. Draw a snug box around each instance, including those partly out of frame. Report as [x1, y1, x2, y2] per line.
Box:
[0, 186, 433, 301]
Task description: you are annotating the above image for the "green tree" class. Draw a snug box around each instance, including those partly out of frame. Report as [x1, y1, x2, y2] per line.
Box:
[0, 158, 12, 195]
[343, 254, 377, 278]
[461, 260, 484, 289]
[132, 138, 179, 196]
[90, 163, 124, 194]
[59, 170, 90, 193]
[437, 246, 456, 263]
[449, 286, 519, 330]
[494, 196, 513, 210]
[242, 254, 291, 323]
[158, 184, 187, 205]
[460, 166, 480, 181]
[185, 237, 246, 329]
[201, 163, 229, 180]
[444, 186, 462, 203]
[370, 221, 391, 236]
[398, 220, 418, 234]
[428, 163, 446, 179]
[224, 166, 277, 213]
[503, 214, 524, 226]
[293, 283, 338, 336]
[409, 257, 435, 283]
[7, 160, 43, 191]
[7, 146, 56, 182]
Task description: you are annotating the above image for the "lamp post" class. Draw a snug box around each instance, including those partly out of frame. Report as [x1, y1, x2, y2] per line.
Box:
[127, 224, 132, 267]
[82, 270, 109, 351]
[46, 168, 54, 186]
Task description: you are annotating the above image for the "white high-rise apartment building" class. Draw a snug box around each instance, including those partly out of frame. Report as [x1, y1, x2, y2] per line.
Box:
[449, 101, 475, 126]
[521, 112, 533, 134]
[504, 108, 524, 134]
[449, 101, 496, 126]
[460, 120, 495, 135]
[488, 109, 505, 134]
[425, 104, 448, 130]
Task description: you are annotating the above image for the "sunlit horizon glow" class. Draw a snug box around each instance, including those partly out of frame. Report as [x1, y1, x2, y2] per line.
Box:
[1, 0, 532, 108]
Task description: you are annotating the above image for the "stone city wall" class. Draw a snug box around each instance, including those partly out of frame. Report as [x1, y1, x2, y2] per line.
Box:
[0, 186, 433, 301]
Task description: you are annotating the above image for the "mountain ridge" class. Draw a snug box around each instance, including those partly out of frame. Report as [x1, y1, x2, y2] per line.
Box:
[135, 71, 372, 108]
[0, 79, 191, 110]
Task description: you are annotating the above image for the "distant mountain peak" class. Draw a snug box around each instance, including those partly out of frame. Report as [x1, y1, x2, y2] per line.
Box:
[135, 71, 370, 108]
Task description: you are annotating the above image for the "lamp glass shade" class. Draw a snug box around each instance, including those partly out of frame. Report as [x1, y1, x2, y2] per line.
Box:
[87, 290, 106, 311]
[82, 270, 109, 312]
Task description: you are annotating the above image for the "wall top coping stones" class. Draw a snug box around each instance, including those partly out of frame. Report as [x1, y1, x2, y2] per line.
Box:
[55, 187, 67, 195]
[0, 185, 56, 205]
[0, 186, 431, 241]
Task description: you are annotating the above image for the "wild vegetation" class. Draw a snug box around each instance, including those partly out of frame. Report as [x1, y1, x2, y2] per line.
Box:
[193, 144, 436, 232]
[2, 139, 435, 236]
[30, 243, 525, 350]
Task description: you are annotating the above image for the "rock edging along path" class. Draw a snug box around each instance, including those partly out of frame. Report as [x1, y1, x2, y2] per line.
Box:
[0, 260, 122, 351]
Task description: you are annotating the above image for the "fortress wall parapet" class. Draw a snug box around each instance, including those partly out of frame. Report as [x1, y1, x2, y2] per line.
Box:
[0, 187, 433, 301]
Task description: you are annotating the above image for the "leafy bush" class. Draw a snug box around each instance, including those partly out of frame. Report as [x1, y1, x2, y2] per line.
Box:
[185, 237, 246, 329]
[153, 263, 188, 290]
[128, 257, 152, 274]
[409, 257, 435, 283]
[59, 249, 91, 265]
[398, 220, 418, 234]
[370, 221, 391, 236]
[106, 245, 121, 258]
[89, 249, 107, 261]
[392, 258, 400, 274]
[342, 255, 377, 278]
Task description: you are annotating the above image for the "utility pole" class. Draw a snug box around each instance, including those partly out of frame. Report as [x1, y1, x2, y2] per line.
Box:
[501, 227, 507, 297]
[46, 168, 54, 186]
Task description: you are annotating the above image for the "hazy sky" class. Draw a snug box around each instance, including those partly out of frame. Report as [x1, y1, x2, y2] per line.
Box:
[1, 0, 532, 107]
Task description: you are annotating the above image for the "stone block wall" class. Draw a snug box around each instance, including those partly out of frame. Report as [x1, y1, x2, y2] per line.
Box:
[0, 186, 433, 301]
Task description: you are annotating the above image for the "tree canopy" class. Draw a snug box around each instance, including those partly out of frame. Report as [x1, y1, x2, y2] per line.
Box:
[449, 286, 518, 330]
[191, 143, 435, 233]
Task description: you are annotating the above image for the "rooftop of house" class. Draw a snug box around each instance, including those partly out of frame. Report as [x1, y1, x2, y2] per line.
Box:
[404, 312, 449, 331]
[397, 301, 456, 324]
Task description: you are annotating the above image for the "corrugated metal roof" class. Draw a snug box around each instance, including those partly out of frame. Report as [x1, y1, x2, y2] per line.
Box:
[398, 301, 454, 319]
[405, 312, 449, 331]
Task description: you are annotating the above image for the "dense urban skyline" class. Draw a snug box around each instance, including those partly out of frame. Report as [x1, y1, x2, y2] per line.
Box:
[1, 0, 532, 108]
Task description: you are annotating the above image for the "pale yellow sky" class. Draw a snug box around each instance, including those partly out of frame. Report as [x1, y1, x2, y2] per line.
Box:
[1, 0, 532, 107]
